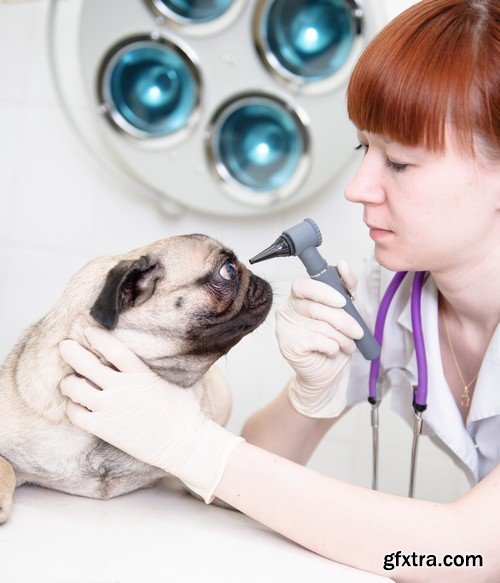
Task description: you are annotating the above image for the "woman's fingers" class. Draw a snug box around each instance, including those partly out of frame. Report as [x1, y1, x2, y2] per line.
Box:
[83, 327, 148, 374]
[337, 260, 358, 293]
[309, 319, 358, 355]
[60, 374, 103, 412]
[276, 305, 358, 356]
[290, 264, 358, 308]
[290, 297, 364, 340]
[292, 277, 346, 308]
[59, 339, 116, 388]
[299, 329, 356, 358]
[301, 332, 341, 358]
[65, 400, 95, 433]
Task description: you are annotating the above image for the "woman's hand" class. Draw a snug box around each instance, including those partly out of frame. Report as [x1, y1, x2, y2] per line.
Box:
[58, 327, 244, 503]
[275, 261, 363, 418]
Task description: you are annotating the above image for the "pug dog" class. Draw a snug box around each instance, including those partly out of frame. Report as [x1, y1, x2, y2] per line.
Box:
[0, 234, 273, 523]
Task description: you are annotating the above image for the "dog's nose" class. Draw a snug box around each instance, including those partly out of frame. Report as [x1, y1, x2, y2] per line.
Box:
[245, 274, 272, 309]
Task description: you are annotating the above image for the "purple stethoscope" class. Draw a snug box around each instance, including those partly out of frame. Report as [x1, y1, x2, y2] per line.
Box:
[369, 270, 429, 498]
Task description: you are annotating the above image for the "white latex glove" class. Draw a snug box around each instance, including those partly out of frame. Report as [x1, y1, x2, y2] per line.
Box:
[275, 261, 364, 418]
[58, 327, 244, 504]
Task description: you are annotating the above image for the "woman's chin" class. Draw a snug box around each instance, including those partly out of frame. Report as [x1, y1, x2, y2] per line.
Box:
[374, 246, 419, 273]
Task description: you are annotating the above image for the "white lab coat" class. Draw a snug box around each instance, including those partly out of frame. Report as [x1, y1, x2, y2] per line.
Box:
[345, 255, 500, 487]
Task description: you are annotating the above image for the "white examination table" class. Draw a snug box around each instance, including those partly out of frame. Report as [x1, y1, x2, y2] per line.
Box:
[0, 482, 394, 582]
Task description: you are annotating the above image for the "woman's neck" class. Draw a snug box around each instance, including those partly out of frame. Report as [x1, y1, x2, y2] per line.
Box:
[431, 243, 500, 335]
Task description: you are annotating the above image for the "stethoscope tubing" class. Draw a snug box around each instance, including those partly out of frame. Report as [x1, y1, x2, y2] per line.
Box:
[368, 271, 428, 498]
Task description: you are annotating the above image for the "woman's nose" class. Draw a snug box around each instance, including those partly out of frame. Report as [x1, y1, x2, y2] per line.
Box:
[344, 157, 386, 205]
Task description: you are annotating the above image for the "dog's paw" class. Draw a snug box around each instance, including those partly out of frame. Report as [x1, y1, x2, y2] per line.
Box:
[0, 496, 12, 524]
[0, 457, 16, 525]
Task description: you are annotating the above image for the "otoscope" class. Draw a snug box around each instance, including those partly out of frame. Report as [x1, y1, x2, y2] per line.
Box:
[249, 218, 381, 361]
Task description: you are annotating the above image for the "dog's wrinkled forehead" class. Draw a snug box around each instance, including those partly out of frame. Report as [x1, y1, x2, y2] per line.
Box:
[156, 234, 239, 285]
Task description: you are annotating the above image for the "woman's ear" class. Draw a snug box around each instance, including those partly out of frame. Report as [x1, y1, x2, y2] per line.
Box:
[90, 255, 165, 330]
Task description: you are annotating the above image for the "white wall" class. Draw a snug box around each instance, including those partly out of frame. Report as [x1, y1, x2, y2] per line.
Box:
[0, 0, 470, 502]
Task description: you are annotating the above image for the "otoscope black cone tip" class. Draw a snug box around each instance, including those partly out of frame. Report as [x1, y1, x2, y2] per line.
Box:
[249, 236, 292, 264]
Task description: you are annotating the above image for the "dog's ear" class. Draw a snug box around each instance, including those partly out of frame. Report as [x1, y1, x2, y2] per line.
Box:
[90, 255, 165, 330]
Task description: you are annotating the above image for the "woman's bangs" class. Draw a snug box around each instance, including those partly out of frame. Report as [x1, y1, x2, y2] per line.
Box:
[346, 0, 499, 157]
[347, 32, 468, 152]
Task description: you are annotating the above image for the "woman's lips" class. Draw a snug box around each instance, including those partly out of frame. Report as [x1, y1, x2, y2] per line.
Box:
[364, 220, 395, 240]
[369, 228, 394, 240]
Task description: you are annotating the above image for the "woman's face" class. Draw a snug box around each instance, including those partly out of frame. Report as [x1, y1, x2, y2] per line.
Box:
[344, 127, 500, 273]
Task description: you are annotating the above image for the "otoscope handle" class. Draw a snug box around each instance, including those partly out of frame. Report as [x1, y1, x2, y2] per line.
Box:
[252, 218, 381, 360]
[301, 255, 381, 360]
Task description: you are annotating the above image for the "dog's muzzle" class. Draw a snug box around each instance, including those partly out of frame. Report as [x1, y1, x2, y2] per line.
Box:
[243, 274, 273, 311]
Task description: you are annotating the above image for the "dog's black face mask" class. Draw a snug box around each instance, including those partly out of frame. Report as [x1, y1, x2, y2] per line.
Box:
[186, 252, 273, 357]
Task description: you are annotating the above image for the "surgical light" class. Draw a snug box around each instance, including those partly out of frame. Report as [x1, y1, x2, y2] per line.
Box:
[98, 39, 200, 139]
[254, 0, 362, 88]
[49, 0, 384, 216]
[207, 94, 309, 205]
[149, 0, 234, 24]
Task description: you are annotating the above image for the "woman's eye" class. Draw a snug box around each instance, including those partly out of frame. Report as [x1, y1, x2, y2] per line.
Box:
[219, 261, 238, 281]
[385, 158, 408, 172]
[354, 143, 369, 155]
[355, 143, 408, 172]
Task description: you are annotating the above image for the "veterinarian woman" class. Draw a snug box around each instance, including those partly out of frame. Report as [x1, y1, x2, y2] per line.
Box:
[59, 1, 499, 580]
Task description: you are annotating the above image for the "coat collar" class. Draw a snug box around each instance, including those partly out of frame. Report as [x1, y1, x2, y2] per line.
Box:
[392, 273, 500, 481]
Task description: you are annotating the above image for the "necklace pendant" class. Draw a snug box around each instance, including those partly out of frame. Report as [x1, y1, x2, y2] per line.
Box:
[461, 392, 470, 408]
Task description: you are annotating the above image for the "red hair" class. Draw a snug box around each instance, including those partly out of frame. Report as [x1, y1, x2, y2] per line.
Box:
[347, 0, 499, 157]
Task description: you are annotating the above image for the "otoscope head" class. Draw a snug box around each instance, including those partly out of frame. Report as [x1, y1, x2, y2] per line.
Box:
[249, 218, 322, 265]
[249, 236, 292, 264]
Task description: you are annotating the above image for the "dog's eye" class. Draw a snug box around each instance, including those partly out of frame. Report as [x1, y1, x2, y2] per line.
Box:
[219, 261, 238, 281]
